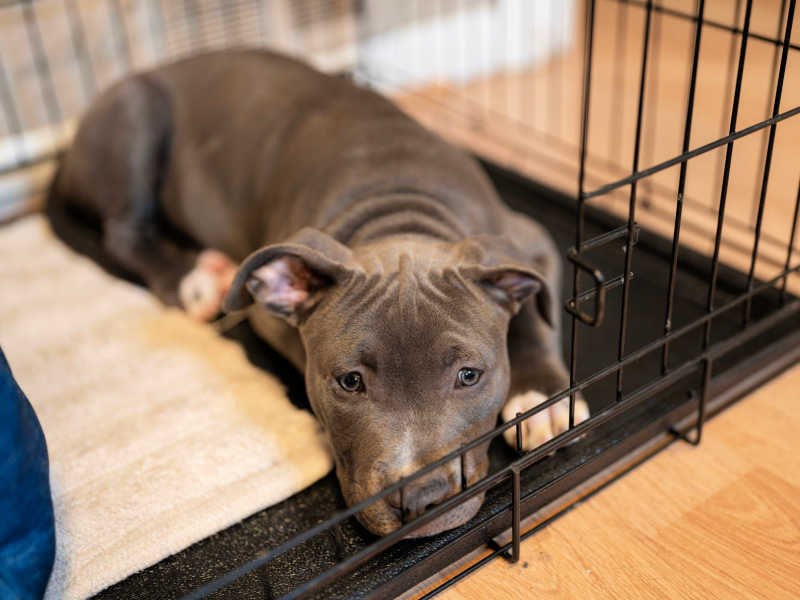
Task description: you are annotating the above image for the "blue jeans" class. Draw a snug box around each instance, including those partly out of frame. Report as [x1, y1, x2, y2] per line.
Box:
[0, 347, 55, 599]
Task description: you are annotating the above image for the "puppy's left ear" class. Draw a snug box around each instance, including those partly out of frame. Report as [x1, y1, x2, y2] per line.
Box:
[223, 227, 357, 325]
[456, 235, 555, 327]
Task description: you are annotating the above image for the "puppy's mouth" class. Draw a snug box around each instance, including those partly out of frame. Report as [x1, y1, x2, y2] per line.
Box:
[400, 493, 483, 538]
[355, 492, 485, 538]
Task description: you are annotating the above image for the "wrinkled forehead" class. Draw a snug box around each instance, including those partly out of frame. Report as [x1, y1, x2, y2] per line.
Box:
[308, 253, 504, 365]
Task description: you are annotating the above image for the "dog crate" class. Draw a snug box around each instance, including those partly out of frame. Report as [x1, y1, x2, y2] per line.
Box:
[1, 0, 798, 598]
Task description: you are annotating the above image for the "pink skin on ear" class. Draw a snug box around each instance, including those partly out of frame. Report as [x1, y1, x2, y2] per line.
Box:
[487, 271, 541, 302]
[246, 257, 312, 315]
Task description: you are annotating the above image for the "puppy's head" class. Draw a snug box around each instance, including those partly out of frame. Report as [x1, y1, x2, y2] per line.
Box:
[225, 228, 553, 536]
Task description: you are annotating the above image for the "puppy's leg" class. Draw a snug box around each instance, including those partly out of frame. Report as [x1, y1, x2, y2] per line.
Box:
[178, 250, 238, 321]
[503, 300, 589, 452]
[103, 219, 234, 321]
[501, 213, 589, 451]
[59, 75, 235, 320]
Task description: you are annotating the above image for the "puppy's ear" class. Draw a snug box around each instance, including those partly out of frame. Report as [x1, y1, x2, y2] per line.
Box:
[456, 235, 555, 327]
[223, 228, 356, 325]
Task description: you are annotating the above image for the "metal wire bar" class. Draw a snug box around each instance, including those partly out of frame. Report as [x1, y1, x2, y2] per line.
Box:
[569, 0, 596, 430]
[616, 0, 800, 52]
[711, 0, 742, 215]
[616, 0, 653, 399]
[254, 0, 264, 42]
[744, 0, 796, 325]
[584, 105, 800, 201]
[672, 356, 711, 445]
[661, 0, 705, 374]
[108, 0, 132, 69]
[218, 0, 238, 46]
[751, 0, 789, 222]
[62, 0, 96, 100]
[0, 50, 26, 165]
[704, 0, 753, 350]
[609, 1, 628, 163]
[148, 0, 169, 61]
[21, 0, 63, 125]
[640, 2, 662, 208]
[575, 272, 632, 305]
[780, 181, 800, 303]
[182, 0, 206, 52]
[510, 466, 521, 563]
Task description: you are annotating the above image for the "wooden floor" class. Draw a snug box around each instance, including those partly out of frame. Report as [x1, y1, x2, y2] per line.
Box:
[426, 363, 800, 599]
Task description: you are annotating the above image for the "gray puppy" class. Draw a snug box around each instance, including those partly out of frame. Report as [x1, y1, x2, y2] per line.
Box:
[48, 49, 588, 537]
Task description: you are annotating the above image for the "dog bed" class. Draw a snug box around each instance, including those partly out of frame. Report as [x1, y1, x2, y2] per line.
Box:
[0, 215, 333, 599]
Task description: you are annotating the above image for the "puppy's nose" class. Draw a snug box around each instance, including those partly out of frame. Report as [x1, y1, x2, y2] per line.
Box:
[400, 473, 455, 523]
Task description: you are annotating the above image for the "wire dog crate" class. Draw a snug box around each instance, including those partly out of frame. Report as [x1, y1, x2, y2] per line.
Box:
[1, 0, 799, 598]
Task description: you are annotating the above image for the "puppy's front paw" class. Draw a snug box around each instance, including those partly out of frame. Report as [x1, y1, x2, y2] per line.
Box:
[178, 250, 237, 321]
[502, 391, 589, 452]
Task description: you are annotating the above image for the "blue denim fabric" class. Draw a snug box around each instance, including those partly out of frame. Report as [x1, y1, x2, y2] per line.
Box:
[0, 347, 55, 599]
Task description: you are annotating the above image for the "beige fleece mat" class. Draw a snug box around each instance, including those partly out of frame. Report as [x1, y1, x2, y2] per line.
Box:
[0, 215, 333, 599]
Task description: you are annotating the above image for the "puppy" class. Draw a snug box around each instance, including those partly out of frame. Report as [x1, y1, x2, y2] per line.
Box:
[48, 49, 588, 536]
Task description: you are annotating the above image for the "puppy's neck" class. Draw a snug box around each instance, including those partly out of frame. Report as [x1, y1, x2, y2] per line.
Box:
[324, 192, 468, 247]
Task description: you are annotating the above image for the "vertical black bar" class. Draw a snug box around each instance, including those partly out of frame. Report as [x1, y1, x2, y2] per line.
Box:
[609, 1, 628, 163]
[510, 466, 521, 563]
[744, 0, 796, 325]
[694, 358, 711, 444]
[661, 0, 705, 374]
[21, 0, 63, 126]
[616, 0, 653, 399]
[711, 0, 743, 215]
[704, 0, 753, 350]
[780, 181, 800, 304]
[460, 452, 468, 491]
[640, 2, 662, 209]
[108, 0, 133, 70]
[62, 0, 96, 100]
[751, 0, 789, 223]
[515, 412, 522, 453]
[569, 0, 596, 430]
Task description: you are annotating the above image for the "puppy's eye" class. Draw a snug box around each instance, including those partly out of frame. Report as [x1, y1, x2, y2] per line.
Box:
[457, 367, 482, 387]
[337, 371, 364, 393]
